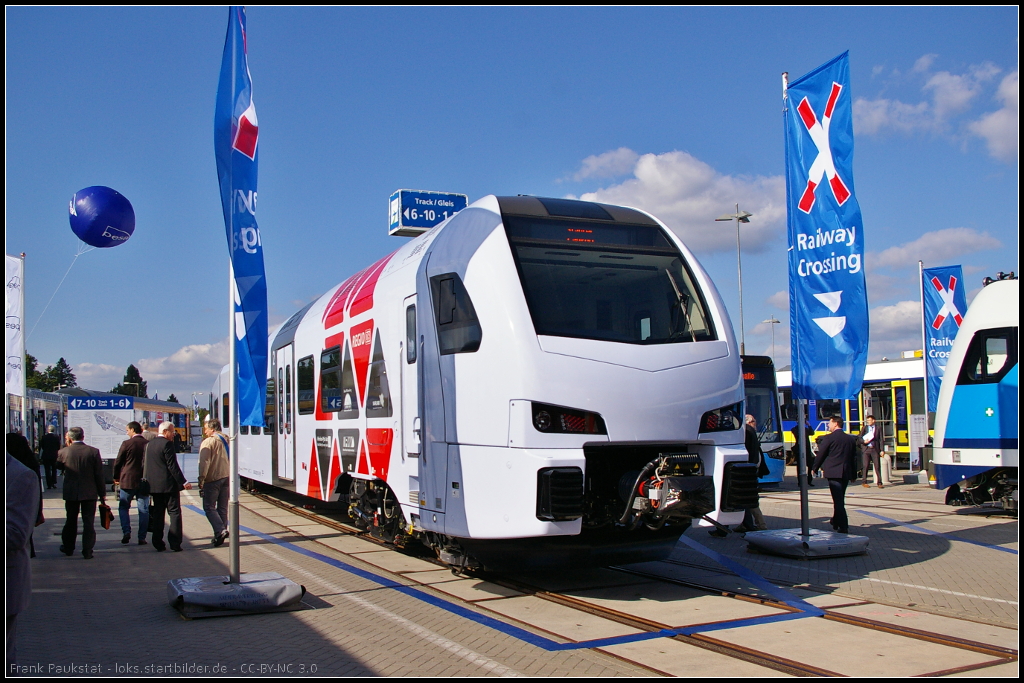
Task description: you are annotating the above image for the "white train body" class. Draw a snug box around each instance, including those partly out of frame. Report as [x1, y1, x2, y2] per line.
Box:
[217, 196, 755, 568]
[931, 277, 1018, 510]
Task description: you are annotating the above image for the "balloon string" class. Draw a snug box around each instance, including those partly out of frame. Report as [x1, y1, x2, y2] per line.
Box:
[26, 247, 90, 341]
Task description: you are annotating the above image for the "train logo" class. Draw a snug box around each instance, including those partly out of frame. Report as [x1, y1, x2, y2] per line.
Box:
[929, 275, 964, 329]
[796, 82, 851, 213]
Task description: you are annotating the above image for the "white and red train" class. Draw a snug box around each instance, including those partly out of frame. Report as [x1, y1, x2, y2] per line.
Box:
[214, 195, 758, 569]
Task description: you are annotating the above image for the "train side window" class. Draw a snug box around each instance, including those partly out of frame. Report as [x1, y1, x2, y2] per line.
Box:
[320, 347, 341, 413]
[297, 355, 315, 414]
[285, 365, 292, 433]
[263, 378, 275, 435]
[222, 393, 229, 428]
[406, 305, 417, 363]
[430, 273, 482, 354]
[240, 425, 249, 435]
[366, 335, 393, 418]
[957, 327, 1018, 385]
[339, 344, 359, 419]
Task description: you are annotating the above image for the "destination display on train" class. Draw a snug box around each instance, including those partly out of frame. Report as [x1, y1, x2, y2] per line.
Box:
[68, 396, 134, 410]
[389, 189, 468, 237]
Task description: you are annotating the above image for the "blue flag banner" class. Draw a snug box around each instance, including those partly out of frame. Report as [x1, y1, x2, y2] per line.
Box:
[215, 6, 267, 427]
[922, 265, 967, 412]
[784, 52, 869, 401]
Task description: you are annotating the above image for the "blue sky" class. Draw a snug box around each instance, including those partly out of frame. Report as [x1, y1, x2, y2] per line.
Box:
[6, 6, 1018, 401]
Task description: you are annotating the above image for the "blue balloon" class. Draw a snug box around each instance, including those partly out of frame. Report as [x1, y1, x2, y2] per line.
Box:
[69, 186, 135, 248]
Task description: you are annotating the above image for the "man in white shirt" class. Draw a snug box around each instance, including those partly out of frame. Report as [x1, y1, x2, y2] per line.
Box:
[859, 415, 883, 488]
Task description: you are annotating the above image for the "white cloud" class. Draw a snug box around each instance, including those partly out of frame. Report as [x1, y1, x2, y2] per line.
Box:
[853, 57, 1003, 139]
[767, 290, 788, 310]
[571, 147, 640, 181]
[867, 299, 925, 359]
[137, 339, 228, 386]
[969, 70, 1019, 162]
[572, 150, 786, 254]
[869, 227, 1002, 270]
[74, 362, 124, 393]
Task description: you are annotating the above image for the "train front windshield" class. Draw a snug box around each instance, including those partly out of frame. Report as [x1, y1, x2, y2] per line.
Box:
[743, 365, 782, 444]
[504, 217, 716, 344]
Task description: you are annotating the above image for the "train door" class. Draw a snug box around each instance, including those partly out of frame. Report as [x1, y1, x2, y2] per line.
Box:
[276, 344, 295, 480]
[402, 296, 421, 460]
[892, 379, 911, 465]
[866, 386, 895, 455]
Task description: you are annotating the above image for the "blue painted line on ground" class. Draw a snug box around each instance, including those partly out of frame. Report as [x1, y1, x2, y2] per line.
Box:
[189, 504, 823, 650]
[677, 534, 826, 616]
[854, 509, 1018, 555]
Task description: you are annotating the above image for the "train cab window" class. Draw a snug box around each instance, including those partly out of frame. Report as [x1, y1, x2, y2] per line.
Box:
[406, 305, 417, 363]
[320, 347, 342, 413]
[263, 378, 275, 435]
[366, 335, 393, 417]
[504, 216, 716, 344]
[297, 355, 315, 414]
[958, 327, 1018, 385]
[222, 393, 229, 428]
[430, 273, 482, 354]
[339, 345, 359, 419]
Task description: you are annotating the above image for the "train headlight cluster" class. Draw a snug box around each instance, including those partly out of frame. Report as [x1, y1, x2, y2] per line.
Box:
[531, 402, 607, 434]
[698, 402, 743, 433]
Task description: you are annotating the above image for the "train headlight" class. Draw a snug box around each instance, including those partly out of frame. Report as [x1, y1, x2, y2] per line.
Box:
[531, 402, 607, 434]
[698, 402, 743, 433]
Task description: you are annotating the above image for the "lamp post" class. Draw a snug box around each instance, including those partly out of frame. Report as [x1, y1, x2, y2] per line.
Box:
[191, 392, 206, 422]
[715, 205, 753, 354]
[762, 316, 781, 365]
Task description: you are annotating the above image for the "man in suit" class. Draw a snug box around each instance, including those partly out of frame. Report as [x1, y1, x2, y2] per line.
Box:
[7, 451, 40, 670]
[38, 425, 62, 489]
[812, 416, 858, 534]
[56, 426, 106, 559]
[145, 421, 192, 552]
[858, 415, 884, 489]
[113, 421, 150, 545]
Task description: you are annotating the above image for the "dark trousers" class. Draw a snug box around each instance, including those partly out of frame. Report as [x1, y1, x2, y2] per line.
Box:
[861, 447, 881, 483]
[150, 491, 183, 551]
[42, 459, 58, 488]
[201, 477, 229, 537]
[62, 499, 98, 555]
[827, 478, 850, 533]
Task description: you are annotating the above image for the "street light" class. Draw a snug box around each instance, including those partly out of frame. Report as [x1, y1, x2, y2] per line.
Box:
[762, 316, 781, 365]
[191, 392, 206, 422]
[715, 204, 753, 354]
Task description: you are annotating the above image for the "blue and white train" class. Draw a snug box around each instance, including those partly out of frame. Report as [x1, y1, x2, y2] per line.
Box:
[932, 275, 1018, 513]
[215, 195, 758, 569]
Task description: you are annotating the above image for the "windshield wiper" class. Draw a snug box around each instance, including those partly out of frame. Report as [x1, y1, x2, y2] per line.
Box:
[665, 270, 697, 342]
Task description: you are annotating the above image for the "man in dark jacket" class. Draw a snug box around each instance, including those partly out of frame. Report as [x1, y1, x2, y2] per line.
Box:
[113, 421, 150, 545]
[858, 415, 884, 489]
[56, 426, 106, 559]
[145, 422, 192, 552]
[812, 416, 858, 534]
[38, 425, 62, 489]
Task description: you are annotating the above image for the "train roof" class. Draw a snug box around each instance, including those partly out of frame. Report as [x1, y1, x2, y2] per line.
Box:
[495, 196, 659, 225]
[777, 357, 925, 388]
[54, 387, 186, 409]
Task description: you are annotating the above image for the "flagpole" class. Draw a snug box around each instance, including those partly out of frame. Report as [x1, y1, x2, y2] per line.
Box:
[228, 9, 241, 584]
[918, 260, 928, 414]
[20, 253, 27, 438]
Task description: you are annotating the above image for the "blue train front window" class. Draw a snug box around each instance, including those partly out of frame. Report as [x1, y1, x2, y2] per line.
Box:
[957, 327, 1017, 385]
[504, 217, 716, 345]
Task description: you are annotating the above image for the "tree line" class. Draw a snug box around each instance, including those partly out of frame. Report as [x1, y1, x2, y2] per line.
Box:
[24, 355, 175, 403]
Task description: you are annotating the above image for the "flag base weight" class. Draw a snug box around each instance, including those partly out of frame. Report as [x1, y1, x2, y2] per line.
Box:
[167, 571, 305, 619]
[743, 528, 868, 558]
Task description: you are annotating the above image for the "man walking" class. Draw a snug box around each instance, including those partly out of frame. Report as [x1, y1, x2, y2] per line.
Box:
[56, 426, 106, 559]
[113, 421, 150, 545]
[812, 416, 858, 534]
[737, 414, 769, 532]
[198, 419, 231, 546]
[859, 415, 883, 489]
[38, 425, 62, 489]
[145, 422, 191, 552]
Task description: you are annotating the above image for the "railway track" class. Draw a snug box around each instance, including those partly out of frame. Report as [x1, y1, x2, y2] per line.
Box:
[242, 486, 1017, 677]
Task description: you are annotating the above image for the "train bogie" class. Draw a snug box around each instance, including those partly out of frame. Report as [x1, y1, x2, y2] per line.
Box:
[224, 195, 756, 568]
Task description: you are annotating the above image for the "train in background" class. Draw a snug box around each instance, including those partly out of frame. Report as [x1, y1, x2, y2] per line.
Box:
[740, 355, 785, 486]
[932, 275, 1017, 513]
[216, 195, 758, 570]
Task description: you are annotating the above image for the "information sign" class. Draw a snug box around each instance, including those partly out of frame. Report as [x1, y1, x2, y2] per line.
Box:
[389, 189, 468, 237]
[68, 396, 134, 410]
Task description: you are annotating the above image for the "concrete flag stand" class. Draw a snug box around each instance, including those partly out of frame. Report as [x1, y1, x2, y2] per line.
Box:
[168, 572, 305, 619]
